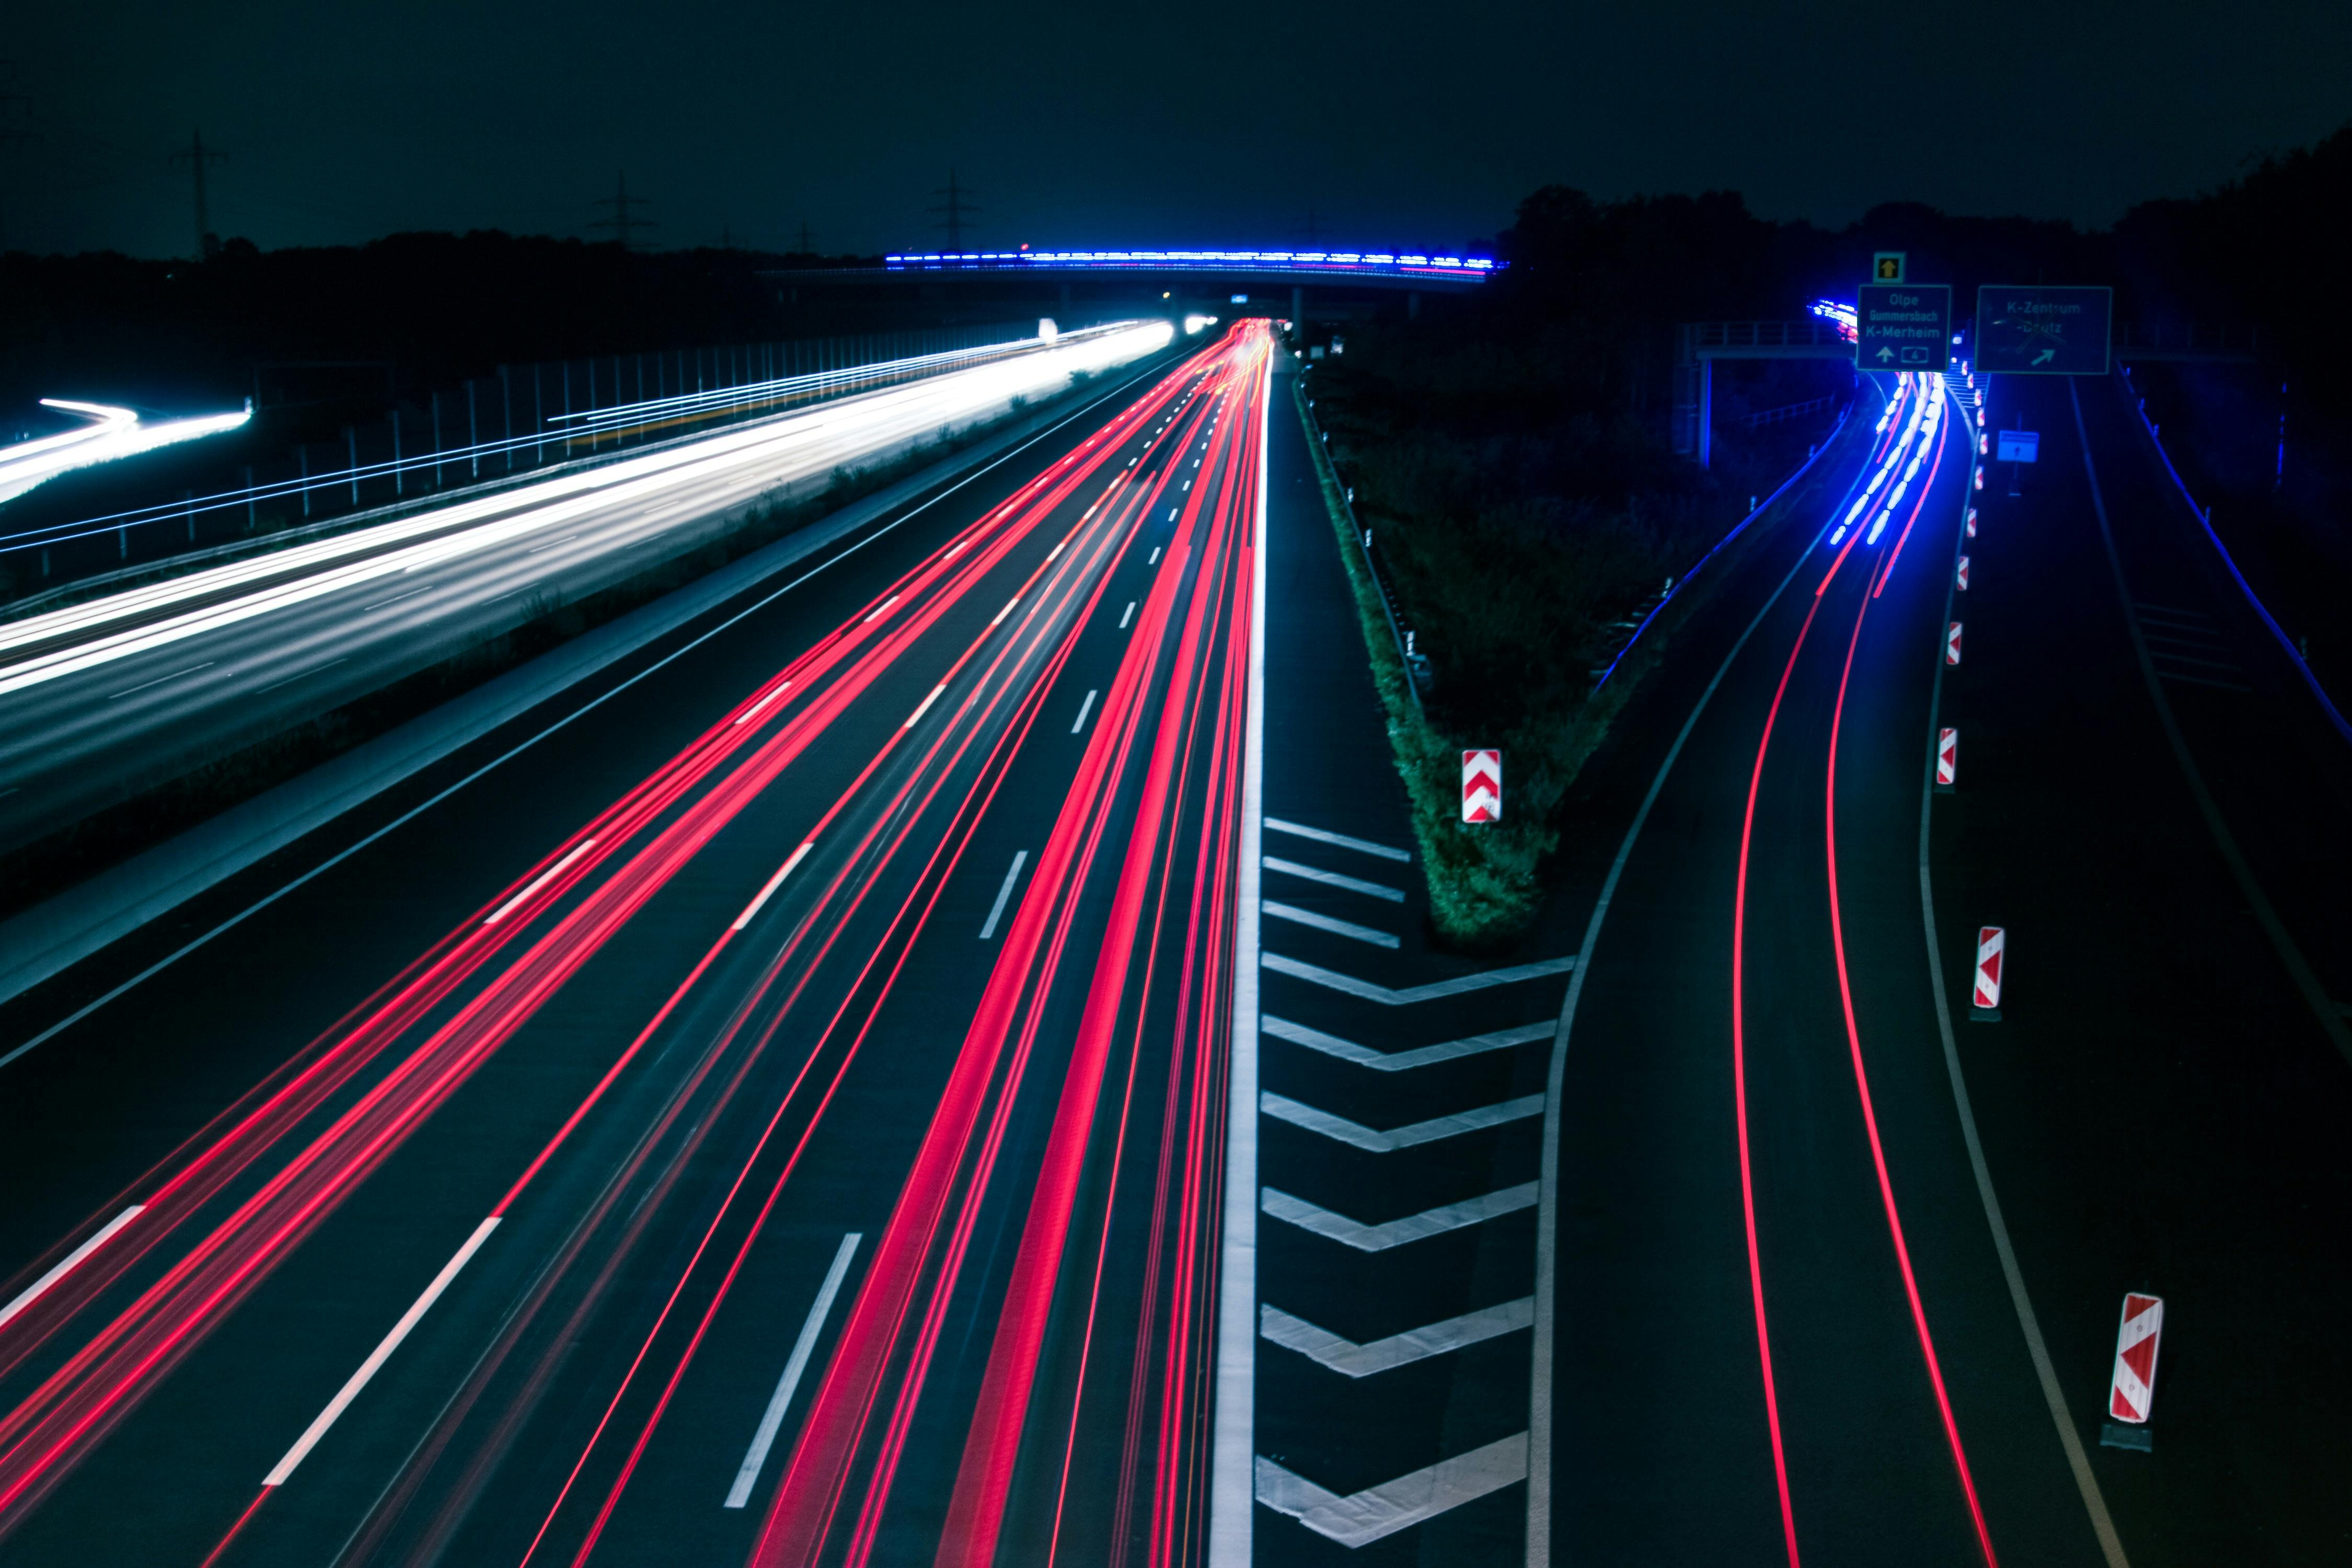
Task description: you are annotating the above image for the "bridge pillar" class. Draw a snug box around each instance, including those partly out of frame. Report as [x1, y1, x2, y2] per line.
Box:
[1698, 359, 1713, 469]
[1292, 284, 1304, 335]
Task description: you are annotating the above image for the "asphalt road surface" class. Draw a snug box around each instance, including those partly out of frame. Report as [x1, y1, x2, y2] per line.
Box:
[0, 320, 1269, 1566]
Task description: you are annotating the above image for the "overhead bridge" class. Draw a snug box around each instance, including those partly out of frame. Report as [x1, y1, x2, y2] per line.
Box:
[768, 248, 1497, 332]
[1675, 319, 1858, 464]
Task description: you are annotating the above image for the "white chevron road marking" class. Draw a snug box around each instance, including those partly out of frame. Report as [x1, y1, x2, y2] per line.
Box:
[1260, 1298, 1534, 1377]
[1261, 1183, 1538, 1251]
[1255, 1433, 1529, 1547]
[1261, 1015, 1553, 1071]
[1261, 1091, 1544, 1151]
[1264, 816, 1411, 862]
[1262, 856, 1405, 902]
[1262, 902, 1398, 949]
[1262, 952, 1573, 1004]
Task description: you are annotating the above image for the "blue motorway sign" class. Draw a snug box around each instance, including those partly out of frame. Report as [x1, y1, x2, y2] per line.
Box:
[1855, 284, 1952, 374]
[1975, 285, 2113, 374]
[1996, 430, 2040, 463]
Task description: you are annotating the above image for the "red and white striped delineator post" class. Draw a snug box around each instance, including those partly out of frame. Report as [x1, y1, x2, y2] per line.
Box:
[1969, 925, 2003, 1020]
[1462, 750, 1502, 824]
[1935, 728, 1957, 792]
[2101, 1293, 2165, 1451]
[1946, 621, 1964, 665]
[1956, 555, 1970, 591]
[1966, 506, 1978, 538]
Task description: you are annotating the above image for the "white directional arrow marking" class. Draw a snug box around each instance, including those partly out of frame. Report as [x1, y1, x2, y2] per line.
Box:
[1261, 1015, 1554, 1071]
[1261, 952, 1573, 1004]
[1261, 1183, 1538, 1251]
[1260, 1298, 1534, 1378]
[1261, 1090, 1544, 1152]
[1255, 1433, 1529, 1547]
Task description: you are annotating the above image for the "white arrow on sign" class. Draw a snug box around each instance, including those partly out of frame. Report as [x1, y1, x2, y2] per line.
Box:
[1875, 346, 1896, 363]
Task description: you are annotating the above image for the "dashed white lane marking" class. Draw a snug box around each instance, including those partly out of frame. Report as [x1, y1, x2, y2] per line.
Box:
[1148, 547, 1161, 566]
[1261, 1182, 1538, 1251]
[732, 843, 813, 931]
[725, 1231, 862, 1508]
[1261, 1015, 1553, 1071]
[1255, 1433, 1529, 1547]
[106, 661, 214, 700]
[904, 684, 947, 729]
[262, 1216, 501, 1486]
[1260, 1090, 1545, 1151]
[483, 838, 599, 925]
[1262, 856, 1403, 902]
[1119, 602, 1135, 630]
[860, 594, 901, 623]
[1264, 816, 1411, 863]
[255, 656, 347, 696]
[1071, 689, 1098, 734]
[1260, 1297, 1533, 1378]
[979, 850, 1028, 940]
[732, 681, 792, 726]
[1262, 952, 1573, 1004]
[1262, 901, 1397, 949]
[0, 1205, 144, 1330]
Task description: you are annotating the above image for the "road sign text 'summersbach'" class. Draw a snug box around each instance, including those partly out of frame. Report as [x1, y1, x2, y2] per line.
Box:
[1856, 284, 1952, 374]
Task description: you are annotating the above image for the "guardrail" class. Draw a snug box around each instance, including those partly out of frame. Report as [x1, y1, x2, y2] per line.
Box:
[1590, 397, 1855, 691]
[1744, 395, 1841, 429]
[1296, 373, 1427, 712]
[2115, 362, 2351, 747]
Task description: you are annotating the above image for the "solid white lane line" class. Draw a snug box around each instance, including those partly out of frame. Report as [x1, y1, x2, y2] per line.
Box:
[1260, 1297, 1532, 1378]
[860, 593, 901, 623]
[254, 657, 347, 696]
[1209, 345, 1269, 1568]
[1148, 547, 1161, 566]
[1260, 1183, 1537, 1251]
[262, 1216, 500, 1487]
[724, 1232, 862, 1508]
[522, 534, 578, 554]
[1261, 1014, 1553, 1071]
[482, 839, 598, 926]
[106, 662, 214, 700]
[732, 843, 814, 931]
[1256, 1435, 1529, 1547]
[1261, 901, 1397, 949]
[0, 1205, 144, 1330]
[1262, 856, 1403, 902]
[978, 850, 1028, 940]
[904, 684, 947, 729]
[1260, 1091, 1544, 1151]
[1070, 689, 1098, 734]
[1263, 816, 1411, 863]
[732, 681, 792, 725]
[990, 596, 1020, 627]
[1262, 951, 1572, 1004]
[1119, 602, 1136, 630]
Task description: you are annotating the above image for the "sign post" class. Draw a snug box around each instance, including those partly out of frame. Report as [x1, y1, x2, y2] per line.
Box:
[1974, 285, 2113, 375]
[1856, 284, 1952, 375]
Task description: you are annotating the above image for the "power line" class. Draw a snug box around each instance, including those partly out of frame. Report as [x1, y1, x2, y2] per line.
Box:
[930, 169, 980, 251]
[591, 170, 657, 251]
[167, 129, 226, 260]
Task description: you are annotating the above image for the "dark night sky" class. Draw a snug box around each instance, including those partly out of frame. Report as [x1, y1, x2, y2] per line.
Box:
[8, 0, 2349, 259]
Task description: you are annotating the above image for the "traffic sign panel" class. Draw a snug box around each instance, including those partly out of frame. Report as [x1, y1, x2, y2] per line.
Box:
[2107, 1293, 2164, 1424]
[1462, 750, 1501, 823]
[1857, 284, 1952, 373]
[1872, 251, 1906, 283]
[1996, 430, 2040, 463]
[1975, 285, 2113, 375]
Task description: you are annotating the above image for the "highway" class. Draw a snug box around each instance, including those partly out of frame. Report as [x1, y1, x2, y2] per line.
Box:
[1540, 362, 2352, 1567]
[0, 319, 1270, 1564]
[0, 322, 1172, 862]
[3, 319, 2348, 1568]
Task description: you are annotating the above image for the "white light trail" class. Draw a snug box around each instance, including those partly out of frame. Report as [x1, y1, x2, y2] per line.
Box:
[0, 400, 251, 508]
